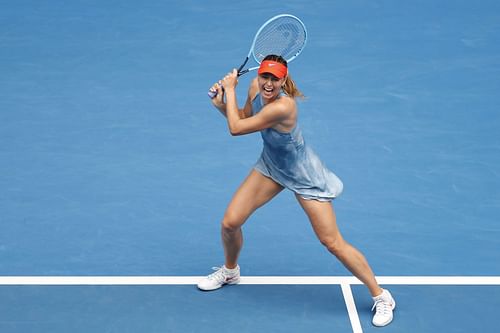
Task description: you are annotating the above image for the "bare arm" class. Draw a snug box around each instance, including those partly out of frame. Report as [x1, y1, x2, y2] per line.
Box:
[222, 70, 294, 136]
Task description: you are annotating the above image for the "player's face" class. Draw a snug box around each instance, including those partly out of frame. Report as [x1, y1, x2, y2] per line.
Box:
[258, 73, 284, 101]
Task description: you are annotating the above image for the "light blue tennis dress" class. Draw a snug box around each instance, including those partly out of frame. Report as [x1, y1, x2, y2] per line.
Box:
[252, 93, 344, 201]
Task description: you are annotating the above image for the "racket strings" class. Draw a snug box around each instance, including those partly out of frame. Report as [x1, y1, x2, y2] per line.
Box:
[253, 17, 306, 63]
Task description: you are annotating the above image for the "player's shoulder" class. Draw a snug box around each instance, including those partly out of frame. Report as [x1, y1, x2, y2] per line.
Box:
[274, 94, 296, 111]
[263, 95, 295, 122]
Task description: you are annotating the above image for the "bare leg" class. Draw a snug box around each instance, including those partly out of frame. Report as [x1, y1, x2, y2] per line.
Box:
[222, 170, 283, 269]
[296, 195, 383, 297]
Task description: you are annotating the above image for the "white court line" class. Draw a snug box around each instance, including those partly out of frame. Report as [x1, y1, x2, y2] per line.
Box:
[1, 276, 498, 333]
[341, 283, 363, 333]
[0, 276, 499, 285]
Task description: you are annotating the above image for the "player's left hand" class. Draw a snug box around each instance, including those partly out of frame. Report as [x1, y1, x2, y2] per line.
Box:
[221, 69, 238, 91]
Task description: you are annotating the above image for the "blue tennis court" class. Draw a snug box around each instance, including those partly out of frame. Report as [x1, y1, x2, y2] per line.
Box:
[1, 1, 499, 332]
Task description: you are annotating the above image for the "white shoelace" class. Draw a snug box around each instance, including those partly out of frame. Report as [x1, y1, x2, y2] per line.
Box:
[207, 267, 232, 283]
[372, 298, 391, 315]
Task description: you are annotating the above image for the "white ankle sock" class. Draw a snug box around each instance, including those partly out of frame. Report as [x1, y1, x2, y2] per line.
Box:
[373, 289, 387, 300]
[223, 265, 239, 274]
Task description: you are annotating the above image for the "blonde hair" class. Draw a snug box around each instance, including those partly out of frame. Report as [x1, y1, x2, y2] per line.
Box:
[282, 74, 304, 99]
[263, 55, 304, 99]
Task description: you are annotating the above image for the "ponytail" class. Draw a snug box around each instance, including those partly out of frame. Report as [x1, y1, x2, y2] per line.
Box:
[282, 74, 304, 99]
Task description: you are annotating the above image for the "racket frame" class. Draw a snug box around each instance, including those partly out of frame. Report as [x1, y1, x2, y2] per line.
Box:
[209, 14, 307, 98]
[238, 14, 307, 76]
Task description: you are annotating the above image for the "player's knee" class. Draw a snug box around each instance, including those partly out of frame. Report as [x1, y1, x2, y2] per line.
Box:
[221, 210, 244, 232]
[320, 236, 346, 256]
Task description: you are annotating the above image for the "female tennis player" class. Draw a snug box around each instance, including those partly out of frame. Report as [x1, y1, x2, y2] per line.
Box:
[199, 55, 395, 327]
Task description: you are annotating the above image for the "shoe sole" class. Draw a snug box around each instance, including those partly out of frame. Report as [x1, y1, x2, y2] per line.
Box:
[197, 277, 240, 291]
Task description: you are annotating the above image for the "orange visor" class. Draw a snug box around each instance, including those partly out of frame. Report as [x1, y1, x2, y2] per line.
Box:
[258, 60, 288, 79]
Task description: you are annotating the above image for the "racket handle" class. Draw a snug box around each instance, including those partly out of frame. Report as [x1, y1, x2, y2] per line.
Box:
[208, 89, 217, 99]
[208, 68, 247, 98]
[208, 85, 225, 99]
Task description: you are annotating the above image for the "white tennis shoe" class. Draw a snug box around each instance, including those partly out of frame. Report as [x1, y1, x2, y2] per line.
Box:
[372, 289, 396, 327]
[197, 265, 241, 291]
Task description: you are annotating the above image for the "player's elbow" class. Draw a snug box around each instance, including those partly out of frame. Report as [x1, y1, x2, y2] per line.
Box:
[229, 127, 244, 136]
[228, 121, 245, 136]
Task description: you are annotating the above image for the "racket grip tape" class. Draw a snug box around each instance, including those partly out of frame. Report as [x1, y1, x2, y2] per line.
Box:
[208, 85, 225, 99]
[208, 89, 217, 98]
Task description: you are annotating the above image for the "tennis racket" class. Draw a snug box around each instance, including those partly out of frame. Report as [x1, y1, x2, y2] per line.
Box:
[208, 14, 307, 98]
